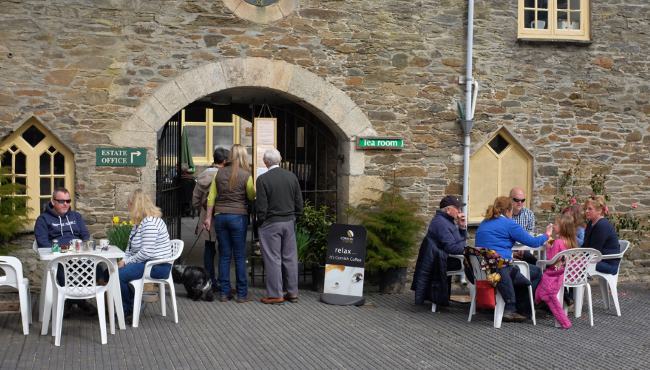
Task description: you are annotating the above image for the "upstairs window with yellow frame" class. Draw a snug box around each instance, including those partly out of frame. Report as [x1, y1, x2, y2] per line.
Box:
[518, 0, 591, 42]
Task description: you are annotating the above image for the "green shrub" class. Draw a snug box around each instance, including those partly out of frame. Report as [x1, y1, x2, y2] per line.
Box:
[296, 201, 335, 265]
[348, 190, 424, 271]
[0, 167, 31, 244]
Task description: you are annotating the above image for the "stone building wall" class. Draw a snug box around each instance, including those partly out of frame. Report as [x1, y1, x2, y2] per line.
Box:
[1, 0, 649, 279]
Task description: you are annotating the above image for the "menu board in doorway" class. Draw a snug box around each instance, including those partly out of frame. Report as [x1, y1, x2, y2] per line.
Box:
[253, 117, 277, 182]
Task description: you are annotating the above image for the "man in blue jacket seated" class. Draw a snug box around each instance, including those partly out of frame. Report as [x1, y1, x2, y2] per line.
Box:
[35, 187, 95, 316]
[411, 195, 467, 309]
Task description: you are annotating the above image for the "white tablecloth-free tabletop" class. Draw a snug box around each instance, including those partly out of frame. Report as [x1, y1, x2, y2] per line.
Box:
[512, 242, 546, 260]
[37, 246, 127, 334]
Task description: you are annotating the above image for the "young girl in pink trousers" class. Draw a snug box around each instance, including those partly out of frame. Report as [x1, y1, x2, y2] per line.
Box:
[535, 213, 578, 329]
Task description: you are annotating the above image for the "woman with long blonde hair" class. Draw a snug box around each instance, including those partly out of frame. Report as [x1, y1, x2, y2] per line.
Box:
[475, 196, 552, 322]
[202, 144, 255, 302]
[118, 189, 173, 321]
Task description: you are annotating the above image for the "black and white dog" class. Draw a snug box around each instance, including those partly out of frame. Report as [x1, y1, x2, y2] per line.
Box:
[173, 264, 215, 302]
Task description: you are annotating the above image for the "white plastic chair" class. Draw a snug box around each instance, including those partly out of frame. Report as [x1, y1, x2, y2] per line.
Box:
[587, 240, 630, 317]
[537, 248, 602, 327]
[467, 254, 536, 328]
[42, 254, 114, 346]
[431, 254, 473, 313]
[130, 239, 184, 328]
[0, 256, 32, 335]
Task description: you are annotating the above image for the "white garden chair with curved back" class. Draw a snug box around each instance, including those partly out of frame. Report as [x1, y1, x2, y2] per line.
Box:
[130, 239, 184, 328]
[585, 240, 630, 317]
[0, 256, 32, 335]
[537, 248, 602, 327]
[432, 254, 472, 313]
[467, 254, 536, 328]
[42, 254, 115, 346]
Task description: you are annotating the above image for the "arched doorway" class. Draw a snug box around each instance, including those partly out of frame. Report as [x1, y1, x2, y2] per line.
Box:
[123, 58, 376, 238]
[156, 93, 339, 239]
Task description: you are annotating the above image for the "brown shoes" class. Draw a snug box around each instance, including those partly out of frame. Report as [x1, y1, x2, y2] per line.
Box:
[235, 297, 251, 303]
[260, 297, 285, 304]
[284, 294, 298, 303]
[502, 311, 527, 322]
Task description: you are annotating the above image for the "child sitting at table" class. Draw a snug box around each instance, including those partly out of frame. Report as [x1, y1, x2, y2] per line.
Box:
[535, 213, 577, 329]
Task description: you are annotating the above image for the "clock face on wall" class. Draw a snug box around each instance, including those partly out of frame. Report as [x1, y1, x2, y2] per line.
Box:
[244, 0, 280, 6]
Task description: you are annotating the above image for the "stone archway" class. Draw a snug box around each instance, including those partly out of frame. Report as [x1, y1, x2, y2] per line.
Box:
[114, 57, 377, 214]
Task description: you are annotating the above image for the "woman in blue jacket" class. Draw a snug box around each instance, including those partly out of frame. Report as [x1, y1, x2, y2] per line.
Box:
[475, 196, 552, 322]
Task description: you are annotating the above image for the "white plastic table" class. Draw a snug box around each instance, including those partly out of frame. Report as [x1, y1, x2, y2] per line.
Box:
[37, 246, 126, 334]
[512, 242, 546, 260]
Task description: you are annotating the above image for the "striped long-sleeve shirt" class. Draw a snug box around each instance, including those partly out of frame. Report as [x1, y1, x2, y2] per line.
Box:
[124, 216, 172, 265]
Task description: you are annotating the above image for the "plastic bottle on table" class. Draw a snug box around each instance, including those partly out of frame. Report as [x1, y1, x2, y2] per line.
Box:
[51, 239, 60, 253]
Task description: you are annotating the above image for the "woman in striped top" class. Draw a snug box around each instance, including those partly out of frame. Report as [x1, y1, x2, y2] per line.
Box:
[118, 189, 173, 320]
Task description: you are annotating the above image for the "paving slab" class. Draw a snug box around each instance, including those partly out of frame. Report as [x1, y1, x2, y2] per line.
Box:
[1, 282, 649, 369]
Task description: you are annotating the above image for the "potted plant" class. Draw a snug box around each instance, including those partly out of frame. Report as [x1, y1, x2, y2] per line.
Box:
[347, 188, 424, 293]
[106, 216, 133, 251]
[296, 201, 335, 292]
[0, 168, 31, 245]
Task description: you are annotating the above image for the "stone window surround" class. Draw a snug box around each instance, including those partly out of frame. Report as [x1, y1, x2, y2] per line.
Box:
[517, 0, 591, 42]
[0, 117, 75, 224]
[222, 0, 298, 24]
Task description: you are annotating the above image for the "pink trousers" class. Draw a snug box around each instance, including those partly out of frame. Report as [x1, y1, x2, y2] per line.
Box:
[535, 269, 572, 329]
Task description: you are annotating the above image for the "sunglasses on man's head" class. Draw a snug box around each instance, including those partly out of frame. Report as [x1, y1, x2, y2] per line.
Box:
[54, 199, 72, 204]
[512, 198, 526, 203]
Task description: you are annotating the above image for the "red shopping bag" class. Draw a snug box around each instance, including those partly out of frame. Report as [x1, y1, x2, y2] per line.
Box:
[475, 280, 496, 310]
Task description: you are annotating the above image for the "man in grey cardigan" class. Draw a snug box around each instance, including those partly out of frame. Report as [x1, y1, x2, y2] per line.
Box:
[256, 148, 304, 304]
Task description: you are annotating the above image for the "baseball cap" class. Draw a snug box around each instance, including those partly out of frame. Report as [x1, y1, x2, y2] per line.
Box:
[440, 195, 464, 209]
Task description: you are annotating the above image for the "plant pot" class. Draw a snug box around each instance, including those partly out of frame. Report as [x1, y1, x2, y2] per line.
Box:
[378, 267, 408, 294]
[311, 264, 325, 293]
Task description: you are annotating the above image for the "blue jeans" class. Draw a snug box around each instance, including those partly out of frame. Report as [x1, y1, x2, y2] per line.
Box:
[119, 262, 172, 315]
[214, 213, 249, 298]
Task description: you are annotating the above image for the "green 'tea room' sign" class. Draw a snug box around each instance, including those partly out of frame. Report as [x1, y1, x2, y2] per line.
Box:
[96, 147, 147, 167]
[356, 137, 404, 150]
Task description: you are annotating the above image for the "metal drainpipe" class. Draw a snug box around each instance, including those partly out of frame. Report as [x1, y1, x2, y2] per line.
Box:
[462, 0, 475, 216]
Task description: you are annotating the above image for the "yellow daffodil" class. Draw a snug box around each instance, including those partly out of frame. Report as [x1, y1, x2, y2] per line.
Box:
[112, 216, 120, 225]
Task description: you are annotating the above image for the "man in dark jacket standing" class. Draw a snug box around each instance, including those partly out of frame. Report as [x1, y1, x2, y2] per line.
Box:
[256, 148, 303, 304]
[411, 195, 467, 308]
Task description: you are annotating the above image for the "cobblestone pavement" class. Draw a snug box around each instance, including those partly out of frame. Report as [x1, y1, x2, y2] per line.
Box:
[1, 282, 649, 370]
